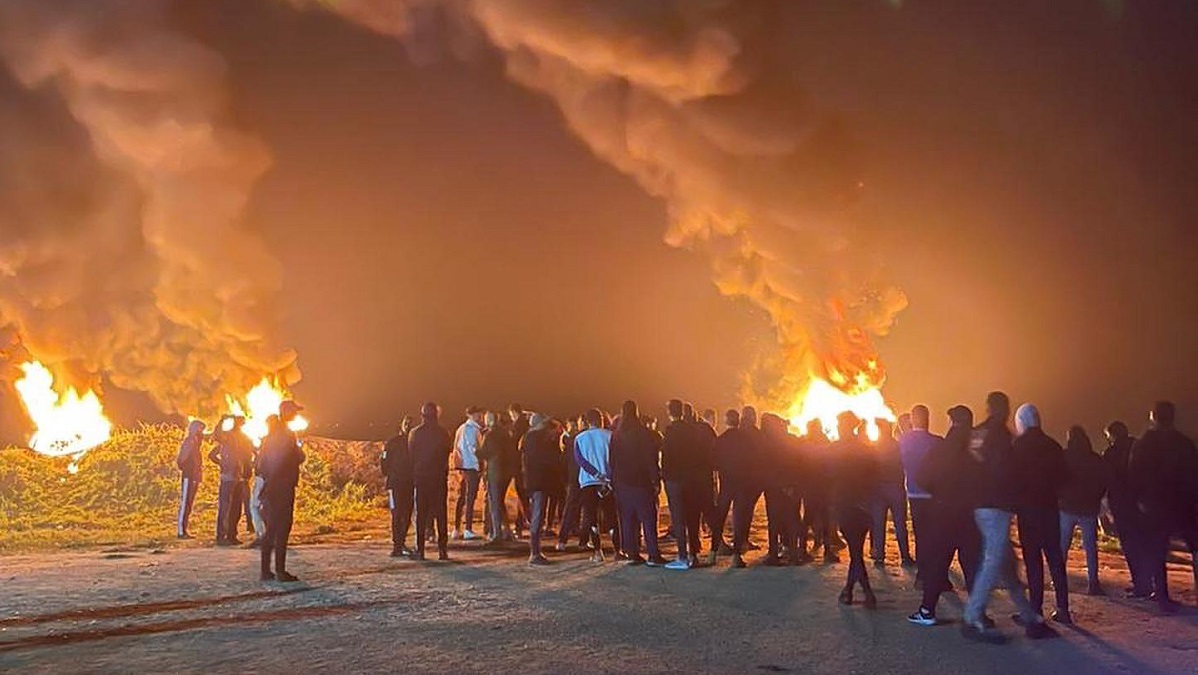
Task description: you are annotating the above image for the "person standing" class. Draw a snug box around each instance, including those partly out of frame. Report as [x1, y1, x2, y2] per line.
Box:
[610, 400, 666, 566]
[509, 404, 532, 537]
[411, 402, 452, 561]
[907, 405, 982, 627]
[1102, 421, 1149, 597]
[175, 420, 206, 539]
[729, 406, 766, 569]
[453, 407, 485, 541]
[709, 410, 741, 564]
[573, 409, 616, 561]
[556, 417, 584, 550]
[382, 416, 415, 557]
[522, 413, 560, 565]
[762, 413, 802, 566]
[1010, 404, 1071, 624]
[900, 404, 942, 585]
[1058, 425, 1107, 596]
[1129, 401, 1198, 614]
[693, 408, 720, 560]
[477, 411, 513, 543]
[831, 413, 879, 608]
[661, 399, 699, 570]
[961, 392, 1051, 643]
[211, 416, 253, 546]
[257, 402, 306, 582]
[870, 418, 914, 567]
[801, 420, 839, 563]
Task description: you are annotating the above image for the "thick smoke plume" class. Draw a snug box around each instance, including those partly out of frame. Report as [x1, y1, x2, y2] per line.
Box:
[0, 1, 298, 418]
[294, 0, 907, 406]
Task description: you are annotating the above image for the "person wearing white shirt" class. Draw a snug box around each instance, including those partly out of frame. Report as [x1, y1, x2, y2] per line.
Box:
[453, 407, 485, 540]
[574, 408, 616, 562]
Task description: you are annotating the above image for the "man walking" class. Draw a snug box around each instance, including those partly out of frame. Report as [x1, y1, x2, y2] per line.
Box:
[411, 402, 452, 561]
[900, 404, 941, 584]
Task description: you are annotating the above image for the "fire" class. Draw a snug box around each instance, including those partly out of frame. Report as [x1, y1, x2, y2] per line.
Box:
[789, 374, 895, 441]
[13, 361, 113, 472]
[224, 377, 308, 446]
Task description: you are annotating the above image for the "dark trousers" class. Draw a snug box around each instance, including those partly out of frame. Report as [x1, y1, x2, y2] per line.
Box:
[487, 472, 511, 538]
[177, 475, 199, 537]
[260, 489, 296, 575]
[712, 475, 736, 548]
[870, 483, 911, 561]
[732, 487, 763, 554]
[216, 479, 246, 541]
[558, 482, 583, 544]
[840, 506, 873, 593]
[529, 490, 548, 558]
[803, 493, 839, 554]
[1110, 504, 1148, 593]
[919, 501, 981, 611]
[909, 498, 932, 582]
[243, 483, 254, 534]
[1017, 507, 1070, 616]
[1140, 518, 1182, 605]
[695, 474, 718, 548]
[616, 484, 660, 559]
[415, 479, 448, 555]
[578, 485, 620, 550]
[665, 479, 700, 559]
[764, 488, 799, 557]
[388, 482, 414, 546]
[454, 469, 481, 533]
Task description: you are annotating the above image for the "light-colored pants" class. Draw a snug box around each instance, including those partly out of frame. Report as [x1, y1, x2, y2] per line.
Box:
[250, 476, 266, 537]
[964, 508, 1039, 627]
[1060, 511, 1100, 585]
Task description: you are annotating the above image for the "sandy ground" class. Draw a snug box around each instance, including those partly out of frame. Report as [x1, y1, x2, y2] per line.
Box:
[2, 521, 1196, 675]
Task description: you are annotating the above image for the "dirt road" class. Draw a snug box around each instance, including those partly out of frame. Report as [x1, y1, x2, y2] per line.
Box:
[1, 533, 1195, 674]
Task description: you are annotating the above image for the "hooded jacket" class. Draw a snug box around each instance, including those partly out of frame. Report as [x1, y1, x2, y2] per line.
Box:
[409, 418, 452, 485]
[258, 427, 304, 497]
[1009, 426, 1069, 510]
[917, 422, 977, 511]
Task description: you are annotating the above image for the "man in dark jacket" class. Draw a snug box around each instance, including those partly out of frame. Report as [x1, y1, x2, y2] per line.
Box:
[410, 402, 452, 561]
[210, 416, 253, 545]
[478, 412, 512, 543]
[1011, 404, 1071, 624]
[176, 420, 206, 539]
[870, 419, 914, 567]
[693, 407, 720, 562]
[523, 413, 561, 564]
[1058, 425, 1107, 595]
[730, 406, 767, 569]
[257, 402, 305, 582]
[908, 405, 981, 627]
[961, 392, 1050, 643]
[661, 399, 699, 570]
[610, 400, 665, 566]
[1129, 401, 1198, 614]
[1103, 421, 1148, 597]
[762, 413, 802, 566]
[709, 408, 743, 565]
[800, 421, 838, 563]
[381, 416, 414, 557]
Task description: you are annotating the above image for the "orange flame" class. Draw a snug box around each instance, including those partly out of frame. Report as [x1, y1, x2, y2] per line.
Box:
[224, 377, 308, 446]
[788, 372, 895, 441]
[14, 361, 113, 472]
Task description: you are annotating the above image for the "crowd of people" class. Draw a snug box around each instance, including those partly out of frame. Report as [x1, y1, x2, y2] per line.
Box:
[175, 393, 1198, 645]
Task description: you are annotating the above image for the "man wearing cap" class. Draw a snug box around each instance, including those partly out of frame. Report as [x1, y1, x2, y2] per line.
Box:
[453, 407, 485, 540]
[257, 402, 306, 582]
[411, 402, 453, 561]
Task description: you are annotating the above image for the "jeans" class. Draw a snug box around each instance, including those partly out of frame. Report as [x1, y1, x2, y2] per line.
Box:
[1017, 507, 1070, 616]
[711, 474, 735, 548]
[1059, 511, 1100, 586]
[177, 475, 199, 537]
[388, 482, 414, 547]
[918, 501, 982, 612]
[1109, 502, 1148, 593]
[732, 488, 763, 554]
[558, 481, 583, 545]
[454, 469, 481, 533]
[964, 508, 1038, 628]
[260, 488, 296, 576]
[487, 472, 510, 538]
[216, 479, 246, 541]
[528, 490, 548, 558]
[840, 506, 873, 593]
[665, 480, 695, 560]
[870, 483, 911, 561]
[615, 484, 660, 559]
[764, 488, 799, 557]
[249, 476, 266, 536]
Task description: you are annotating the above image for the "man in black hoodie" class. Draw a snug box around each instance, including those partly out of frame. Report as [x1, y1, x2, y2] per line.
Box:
[610, 400, 665, 566]
[257, 402, 305, 582]
[1058, 425, 1107, 596]
[908, 405, 981, 626]
[410, 402, 452, 561]
[662, 399, 700, 569]
[381, 416, 414, 557]
[961, 392, 1050, 643]
[1103, 421, 1149, 597]
[1011, 403, 1071, 624]
[1129, 401, 1198, 614]
[709, 408, 743, 565]
[729, 406, 767, 569]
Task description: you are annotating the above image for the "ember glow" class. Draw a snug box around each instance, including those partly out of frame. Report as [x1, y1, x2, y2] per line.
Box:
[225, 377, 309, 446]
[789, 375, 895, 442]
[14, 361, 113, 472]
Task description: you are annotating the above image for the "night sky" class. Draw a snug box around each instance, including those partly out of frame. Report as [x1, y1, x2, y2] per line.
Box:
[2, 0, 1197, 441]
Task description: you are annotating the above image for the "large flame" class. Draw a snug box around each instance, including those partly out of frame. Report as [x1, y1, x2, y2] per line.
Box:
[13, 361, 113, 472]
[224, 377, 308, 446]
[789, 373, 895, 441]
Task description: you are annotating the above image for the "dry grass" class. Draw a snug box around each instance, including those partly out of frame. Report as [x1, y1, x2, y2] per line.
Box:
[0, 426, 387, 552]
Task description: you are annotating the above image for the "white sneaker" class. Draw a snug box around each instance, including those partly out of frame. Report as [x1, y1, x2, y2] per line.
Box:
[665, 559, 690, 571]
[555, 542, 567, 552]
[462, 530, 479, 541]
[450, 529, 462, 540]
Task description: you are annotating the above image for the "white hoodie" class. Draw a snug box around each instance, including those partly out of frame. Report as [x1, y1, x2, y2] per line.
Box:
[454, 418, 482, 471]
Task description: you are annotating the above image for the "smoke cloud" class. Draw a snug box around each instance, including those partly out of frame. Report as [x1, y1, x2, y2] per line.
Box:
[292, 0, 907, 406]
[0, 0, 298, 418]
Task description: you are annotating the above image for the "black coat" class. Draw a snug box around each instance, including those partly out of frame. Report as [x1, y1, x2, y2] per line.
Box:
[1059, 443, 1107, 516]
[409, 420, 452, 485]
[610, 423, 661, 489]
[1130, 427, 1198, 528]
[381, 433, 412, 489]
[1010, 427, 1069, 511]
[258, 429, 304, 498]
[967, 417, 1019, 510]
[661, 420, 699, 483]
[521, 427, 561, 493]
[918, 425, 977, 512]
